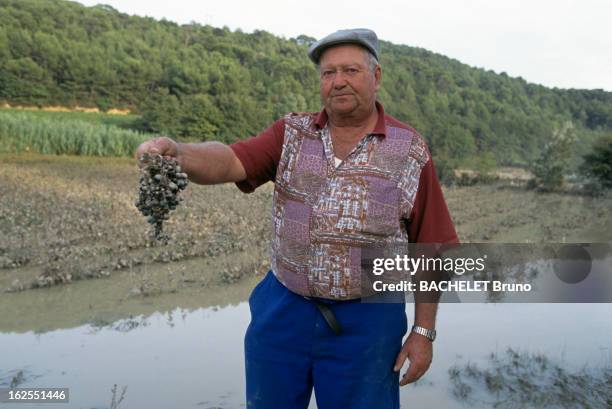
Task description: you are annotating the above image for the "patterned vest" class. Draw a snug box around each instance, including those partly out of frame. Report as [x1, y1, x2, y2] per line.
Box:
[270, 112, 430, 299]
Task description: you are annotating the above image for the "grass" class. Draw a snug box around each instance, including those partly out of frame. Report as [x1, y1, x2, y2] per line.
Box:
[0, 108, 142, 129]
[109, 384, 128, 409]
[444, 184, 612, 242]
[0, 368, 41, 388]
[0, 110, 151, 156]
[448, 348, 611, 408]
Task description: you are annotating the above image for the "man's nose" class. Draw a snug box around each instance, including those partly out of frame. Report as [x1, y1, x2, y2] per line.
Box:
[332, 72, 349, 88]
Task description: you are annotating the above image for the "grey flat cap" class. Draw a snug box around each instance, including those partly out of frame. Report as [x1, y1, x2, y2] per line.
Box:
[308, 28, 379, 64]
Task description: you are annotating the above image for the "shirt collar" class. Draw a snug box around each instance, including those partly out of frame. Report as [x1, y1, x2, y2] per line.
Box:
[314, 101, 387, 138]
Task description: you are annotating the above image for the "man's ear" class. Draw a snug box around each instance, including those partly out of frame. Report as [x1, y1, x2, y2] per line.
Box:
[374, 65, 382, 91]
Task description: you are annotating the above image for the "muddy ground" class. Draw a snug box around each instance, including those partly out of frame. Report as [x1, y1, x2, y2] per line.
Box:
[1, 154, 610, 332]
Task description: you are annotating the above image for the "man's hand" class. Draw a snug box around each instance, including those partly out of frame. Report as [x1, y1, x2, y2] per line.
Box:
[134, 137, 246, 185]
[393, 332, 433, 386]
[134, 137, 180, 163]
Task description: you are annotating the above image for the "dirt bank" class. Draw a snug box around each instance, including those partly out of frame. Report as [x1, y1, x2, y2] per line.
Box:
[1, 154, 610, 331]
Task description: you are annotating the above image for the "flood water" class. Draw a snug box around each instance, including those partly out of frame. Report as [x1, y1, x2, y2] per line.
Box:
[1, 275, 610, 409]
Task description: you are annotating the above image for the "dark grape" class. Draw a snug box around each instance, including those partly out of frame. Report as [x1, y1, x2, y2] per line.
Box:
[135, 153, 189, 242]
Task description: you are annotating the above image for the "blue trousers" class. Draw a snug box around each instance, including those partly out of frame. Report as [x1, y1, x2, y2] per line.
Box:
[245, 271, 407, 409]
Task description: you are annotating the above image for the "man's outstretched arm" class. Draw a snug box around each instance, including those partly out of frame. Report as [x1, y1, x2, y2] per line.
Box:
[135, 137, 246, 185]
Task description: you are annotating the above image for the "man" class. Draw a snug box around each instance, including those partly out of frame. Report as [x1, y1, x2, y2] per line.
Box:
[136, 28, 458, 409]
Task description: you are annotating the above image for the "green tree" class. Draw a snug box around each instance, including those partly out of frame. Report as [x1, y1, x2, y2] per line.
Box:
[531, 121, 576, 191]
[579, 133, 612, 190]
[140, 88, 182, 135]
[0, 0, 611, 165]
[180, 93, 223, 140]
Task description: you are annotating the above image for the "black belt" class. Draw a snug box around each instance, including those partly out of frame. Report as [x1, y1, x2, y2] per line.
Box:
[304, 296, 343, 335]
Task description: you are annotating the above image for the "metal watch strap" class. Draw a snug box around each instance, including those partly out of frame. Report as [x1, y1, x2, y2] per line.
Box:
[412, 325, 436, 342]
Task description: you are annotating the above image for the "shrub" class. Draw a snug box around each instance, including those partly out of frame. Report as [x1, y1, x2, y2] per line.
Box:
[530, 122, 576, 192]
[579, 133, 612, 191]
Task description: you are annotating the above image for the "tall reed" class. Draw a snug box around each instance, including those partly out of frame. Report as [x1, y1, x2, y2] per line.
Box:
[0, 111, 150, 156]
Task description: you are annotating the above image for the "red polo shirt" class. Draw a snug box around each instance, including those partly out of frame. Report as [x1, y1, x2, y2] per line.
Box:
[230, 102, 459, 245]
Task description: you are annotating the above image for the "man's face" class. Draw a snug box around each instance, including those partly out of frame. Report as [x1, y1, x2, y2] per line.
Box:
[318, 44, 381, 117]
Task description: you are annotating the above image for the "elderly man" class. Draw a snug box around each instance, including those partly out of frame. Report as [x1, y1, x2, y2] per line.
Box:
[136, 28, 458, 409]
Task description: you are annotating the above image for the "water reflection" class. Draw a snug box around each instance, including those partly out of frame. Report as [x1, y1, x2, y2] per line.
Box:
[0, 282, 610, 408]
[1, 304, 251, 409]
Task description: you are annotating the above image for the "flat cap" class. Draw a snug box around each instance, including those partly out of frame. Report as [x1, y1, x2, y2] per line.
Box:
[308, 28, 379, 64]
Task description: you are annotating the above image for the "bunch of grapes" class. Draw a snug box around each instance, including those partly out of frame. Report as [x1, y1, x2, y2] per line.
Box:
[135, 153, 188, 241]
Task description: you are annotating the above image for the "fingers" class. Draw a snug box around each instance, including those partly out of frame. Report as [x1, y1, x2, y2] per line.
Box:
[399, 361, 427, 386]
[395, 335, 433, 386]
[393, 349, 409, 373]
[393, 345, 422, 386]
[135, 137, 177, 162]
[134, 140, 155, 161]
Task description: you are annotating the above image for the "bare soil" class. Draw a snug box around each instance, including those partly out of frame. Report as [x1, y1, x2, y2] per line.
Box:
[1, 154, 610, 332]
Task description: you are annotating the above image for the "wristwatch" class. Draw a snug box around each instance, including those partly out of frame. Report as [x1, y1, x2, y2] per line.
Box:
[411, 325, 436, 342]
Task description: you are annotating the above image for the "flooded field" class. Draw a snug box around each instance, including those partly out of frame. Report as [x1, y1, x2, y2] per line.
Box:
[1, 154, 611, 408]
[1, 287, 610, 408]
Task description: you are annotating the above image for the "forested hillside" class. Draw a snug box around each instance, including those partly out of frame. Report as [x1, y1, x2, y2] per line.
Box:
[1, 0, 611, 167]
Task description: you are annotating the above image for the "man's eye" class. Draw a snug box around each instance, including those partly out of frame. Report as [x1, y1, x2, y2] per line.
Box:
[346, 68, 358, 75]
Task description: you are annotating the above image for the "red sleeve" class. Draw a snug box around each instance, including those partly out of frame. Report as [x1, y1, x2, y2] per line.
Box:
[229, 119, 285, 193]
[408, 158, 459, 244]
